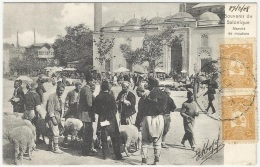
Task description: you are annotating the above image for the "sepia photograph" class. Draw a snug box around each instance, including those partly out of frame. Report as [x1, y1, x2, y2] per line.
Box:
[2, 1, 257, 165]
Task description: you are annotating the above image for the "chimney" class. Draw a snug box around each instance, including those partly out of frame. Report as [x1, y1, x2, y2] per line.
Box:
[34, 28, 36, 44]
[94, 3, 102, 32]
[17, 31, 19, 48]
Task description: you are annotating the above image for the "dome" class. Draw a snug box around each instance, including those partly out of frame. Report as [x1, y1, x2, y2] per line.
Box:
[104, 19, 124, 27]
[171, 12, 193, 19]
[164, 15, 172, 21]
[149, 17, 164, 24]
[199, 12, 220, 21]
[125, 18, 141, 26]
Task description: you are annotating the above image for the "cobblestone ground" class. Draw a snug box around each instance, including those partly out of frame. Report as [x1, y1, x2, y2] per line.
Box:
[2, 79, 223, 165]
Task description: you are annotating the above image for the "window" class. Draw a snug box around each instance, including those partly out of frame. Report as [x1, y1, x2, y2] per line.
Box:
[201, 34, 208, 47]
[105, 59, 110, 71]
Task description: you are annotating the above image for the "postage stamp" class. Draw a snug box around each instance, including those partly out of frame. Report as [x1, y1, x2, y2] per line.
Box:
[222, 95, 256, 141]
[220, 43, 254, 89]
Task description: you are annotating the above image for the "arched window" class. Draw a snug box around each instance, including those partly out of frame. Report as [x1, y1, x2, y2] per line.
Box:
[201, 34, 208, 47]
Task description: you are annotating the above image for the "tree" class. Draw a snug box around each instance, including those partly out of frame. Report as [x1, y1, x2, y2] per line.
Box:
[53, 24, 93, 68]
[94, 30, 115, 66]
[119, 26, 179, 76]
[120, 44, 143, 71]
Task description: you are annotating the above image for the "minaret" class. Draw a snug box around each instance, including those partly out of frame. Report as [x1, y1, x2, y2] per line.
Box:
[94, 3, 102, 32]
[16, 31, 19, 48]
[33, 28, 36, 44]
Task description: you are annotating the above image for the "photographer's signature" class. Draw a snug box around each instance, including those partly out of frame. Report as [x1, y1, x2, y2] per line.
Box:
[193, 132, 225, 164]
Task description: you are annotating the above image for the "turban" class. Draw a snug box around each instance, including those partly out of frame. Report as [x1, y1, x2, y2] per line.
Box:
[148, 77, 159, 87]
[122, 81, 130, 87]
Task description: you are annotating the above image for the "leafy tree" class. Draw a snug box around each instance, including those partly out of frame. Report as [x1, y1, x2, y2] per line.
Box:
[120, 44, 143, 71]
[53, 24, 93, 68]
[119, 26, 180, 76]
[94, 30, 115, 66]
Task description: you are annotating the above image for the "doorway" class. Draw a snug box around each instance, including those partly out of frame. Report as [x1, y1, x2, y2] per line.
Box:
[171, 40, 182, 73]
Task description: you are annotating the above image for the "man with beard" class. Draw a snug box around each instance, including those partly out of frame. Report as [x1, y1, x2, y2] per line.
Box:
[116, 82, 136, 125]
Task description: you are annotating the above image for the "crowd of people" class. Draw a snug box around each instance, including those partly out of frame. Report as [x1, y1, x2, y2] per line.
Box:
[8, 70, 218, 165]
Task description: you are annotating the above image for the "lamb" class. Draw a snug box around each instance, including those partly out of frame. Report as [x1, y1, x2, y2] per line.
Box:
[119, 124, 140, 157]
[8, 126, 36, 165]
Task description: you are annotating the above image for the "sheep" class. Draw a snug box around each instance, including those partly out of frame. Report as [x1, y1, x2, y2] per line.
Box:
[3, 116, 36, 141]
[60, 118, 83, 147]
[119, 124, 140, 157]
[8, 126, 36, 165]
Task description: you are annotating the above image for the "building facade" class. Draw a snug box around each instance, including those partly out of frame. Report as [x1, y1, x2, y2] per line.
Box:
[93, 3, 225, 76]
[25, 43, 54, 60]
[3, 43, 25, 74]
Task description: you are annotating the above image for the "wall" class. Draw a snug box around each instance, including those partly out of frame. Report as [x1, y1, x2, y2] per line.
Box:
[189, 26, 224, 75]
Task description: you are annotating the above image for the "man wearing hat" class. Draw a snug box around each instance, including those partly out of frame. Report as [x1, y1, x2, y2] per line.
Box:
[202, 73, 218, 114]
[24, 82, 42, 143]
[78, 72, 96, 156]
[180, 91, 199, 151]
[45, 83, 66, 154]
[64, 82, 82, 119]
[116, 81, 136, 125]
[140, 77, 168, 165]
[36, 74, 47, 104]
[162, 88, 176, 148]
[9, 80, 25, 113]
[23, 82, 42, 122]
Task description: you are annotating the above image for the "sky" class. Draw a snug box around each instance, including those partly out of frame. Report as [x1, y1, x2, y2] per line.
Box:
[3, 3, 180, 46]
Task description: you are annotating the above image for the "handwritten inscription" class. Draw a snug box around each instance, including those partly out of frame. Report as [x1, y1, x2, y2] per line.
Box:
[194, 133, 225, 164]
[229, 4, 250, 12]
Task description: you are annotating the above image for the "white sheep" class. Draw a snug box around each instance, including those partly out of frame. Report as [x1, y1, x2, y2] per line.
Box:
[8, 125, 36, 165]
[119, 124, 140, 157]
[3, 116, 36, 141]
[61, 118, 83, 146]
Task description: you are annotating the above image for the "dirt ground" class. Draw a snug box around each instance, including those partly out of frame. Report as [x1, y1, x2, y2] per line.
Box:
[2, 79, 223, 165]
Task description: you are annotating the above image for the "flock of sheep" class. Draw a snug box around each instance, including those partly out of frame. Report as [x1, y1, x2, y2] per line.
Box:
[3, 111, 141, 165]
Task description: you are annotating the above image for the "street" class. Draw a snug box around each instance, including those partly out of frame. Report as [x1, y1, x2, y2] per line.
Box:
[2, 79, 223, 165]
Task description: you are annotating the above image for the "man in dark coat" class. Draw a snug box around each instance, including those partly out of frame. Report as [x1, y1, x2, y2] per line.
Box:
[202, 73, 218, 114]
[9, 80, 25, 113]
[78, 72, 96, 156]
[116, 81, 136, 125]
[161, 88, 176, 148]
[36, 74, 47, 104]
[92, 80, 122, 160]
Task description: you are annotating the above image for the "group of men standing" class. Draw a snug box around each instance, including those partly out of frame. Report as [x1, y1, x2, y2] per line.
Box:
[9, 72, 203, 164]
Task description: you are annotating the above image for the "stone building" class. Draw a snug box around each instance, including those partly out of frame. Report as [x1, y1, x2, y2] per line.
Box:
[93, 3, 225, 76]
